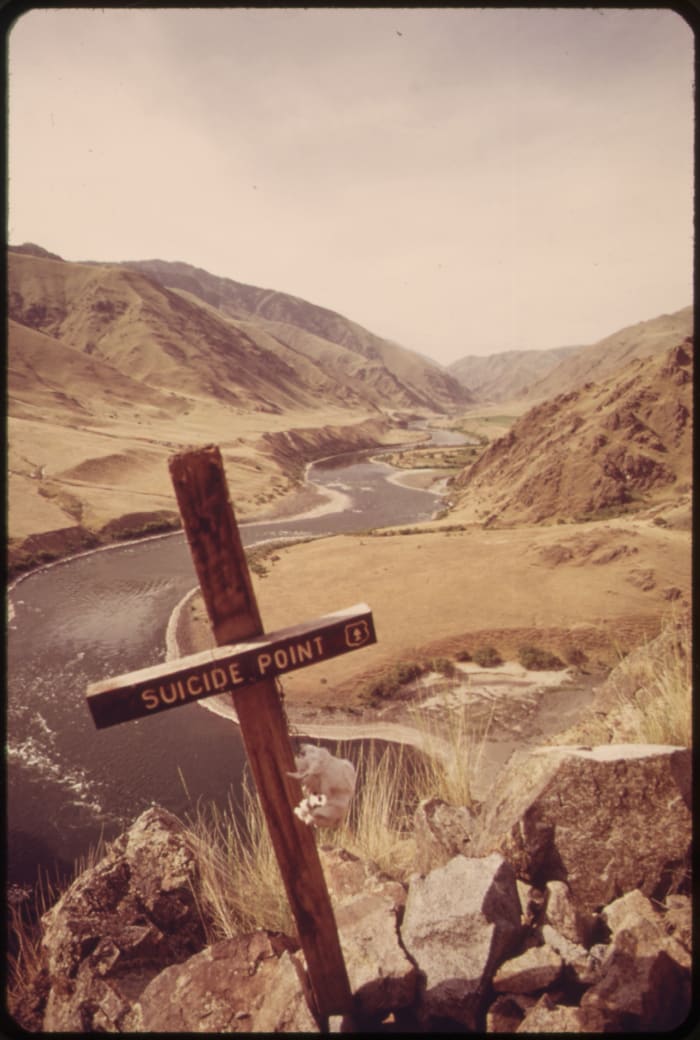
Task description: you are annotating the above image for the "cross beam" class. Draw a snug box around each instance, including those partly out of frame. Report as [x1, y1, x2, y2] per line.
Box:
[85, 445, 376, 1021]
[87, 604, 375, 729]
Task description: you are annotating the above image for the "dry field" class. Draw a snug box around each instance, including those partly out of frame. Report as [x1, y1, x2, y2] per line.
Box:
[179, 506, 691, 717]
[8, 400, 412, 543]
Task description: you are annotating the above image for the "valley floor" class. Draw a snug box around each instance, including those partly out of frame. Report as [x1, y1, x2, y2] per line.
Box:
[176, 498, 691, 749]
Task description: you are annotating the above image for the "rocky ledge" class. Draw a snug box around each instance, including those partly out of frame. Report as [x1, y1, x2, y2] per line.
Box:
[13, 743, 692, 1033]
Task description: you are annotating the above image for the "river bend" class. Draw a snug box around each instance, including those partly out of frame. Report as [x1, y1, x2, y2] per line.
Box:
[7, 438, 455, 887]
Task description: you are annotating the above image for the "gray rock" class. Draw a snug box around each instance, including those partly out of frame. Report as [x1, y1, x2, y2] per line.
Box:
[319, 846, 416, 1018]
[517, 993, 609, 1032]
[540, 924, 603, 986]
[603, 887, 662, 935]
[250, 949, 320, 1033]
[602, 890, 691, 971]
[544, 879, 591, 945]
[472, 744, 691, 914]
[127, 931, 299, 1032]
[413, 797, 475, 874]
[319, 845, 406, 910]
[335, 892, 417, 1018]
[664, 894, 692, 954]
[41, 806, 208, 1031]
[400, 853, 521, 1029]
[486, 993, 536, 1032]
[492, 944, 563, 994]
[580, 923, 691, 1030]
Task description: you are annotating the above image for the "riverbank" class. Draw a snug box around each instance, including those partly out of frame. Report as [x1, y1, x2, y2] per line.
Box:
[7, 414, 427, 581]
[189, 516, 687, 703]
[168, 579, 607, 800]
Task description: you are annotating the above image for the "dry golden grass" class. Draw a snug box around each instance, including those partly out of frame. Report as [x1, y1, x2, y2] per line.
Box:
[245, 517, 690, 712]
[7, 836, 108, 1022]
[185, 779, 295, 941]
[181, 703, 493, 942]
[8, 618, 692, 1011]
[610, 610, 692, 747]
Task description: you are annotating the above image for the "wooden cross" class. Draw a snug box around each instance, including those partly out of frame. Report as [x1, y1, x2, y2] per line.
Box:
[86, 444, 378, 1022]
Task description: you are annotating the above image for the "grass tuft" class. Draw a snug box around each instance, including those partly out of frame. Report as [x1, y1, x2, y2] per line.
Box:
[517, 645, 565, 670]
[184, 779, 295, 942]
[611, 611, 691, 747]
[472, 645, 503, 667]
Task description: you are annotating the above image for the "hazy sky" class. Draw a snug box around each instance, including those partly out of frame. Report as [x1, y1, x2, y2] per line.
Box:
[8, 7, 694, 364]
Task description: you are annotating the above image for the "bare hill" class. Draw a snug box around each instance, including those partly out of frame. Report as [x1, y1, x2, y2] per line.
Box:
[8, 246, 449, 561]
[8, 251, 329, 413]
[448, 345, 579, 402]
[121, 257, 473, 413]
[452, 339, 693, 524]
[8, 318, 183, 423]
[522, 307, 693, 402]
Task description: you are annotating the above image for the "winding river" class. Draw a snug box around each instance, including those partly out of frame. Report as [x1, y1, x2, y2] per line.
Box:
[7, 431, 461, 888]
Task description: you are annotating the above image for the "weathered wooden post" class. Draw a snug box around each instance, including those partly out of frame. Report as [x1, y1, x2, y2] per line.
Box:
[85, 444, 378, 1023]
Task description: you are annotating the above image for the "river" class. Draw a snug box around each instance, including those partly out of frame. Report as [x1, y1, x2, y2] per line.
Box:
[7, 431, 457, 888]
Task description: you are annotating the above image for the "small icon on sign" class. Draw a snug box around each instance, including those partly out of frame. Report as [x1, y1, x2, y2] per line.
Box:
[344, 619, 371, 648]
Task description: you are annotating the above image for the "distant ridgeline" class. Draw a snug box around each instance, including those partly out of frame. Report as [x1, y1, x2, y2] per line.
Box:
[8, 244, 473, 414]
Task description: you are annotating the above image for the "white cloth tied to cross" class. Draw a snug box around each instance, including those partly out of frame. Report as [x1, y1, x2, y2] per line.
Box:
[288, 744, 356, 828]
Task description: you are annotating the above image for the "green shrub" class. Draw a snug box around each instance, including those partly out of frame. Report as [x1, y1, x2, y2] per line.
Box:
[518, 645, 565, 670]
[361, 659, 426, 702]
[394, 661, 425, 684]
[472, 645, 502, 667]
[564, 645, 588, 669]
[429, 657, 457, 678]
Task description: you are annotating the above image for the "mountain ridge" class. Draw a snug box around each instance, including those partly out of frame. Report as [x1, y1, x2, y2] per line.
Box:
[448, 345, 579, 402]
[119, 257, 473, 412]
[521, 306, 693, 402]
[451, 338, 693, 525]
[9, 246, 473, 415]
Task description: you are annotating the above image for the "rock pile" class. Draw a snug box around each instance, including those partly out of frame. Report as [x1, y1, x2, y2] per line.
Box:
[14, 744, 692, 1033]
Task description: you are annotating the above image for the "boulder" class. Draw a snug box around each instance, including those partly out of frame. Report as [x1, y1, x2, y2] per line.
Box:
[472, 744, 691, 914]
[485, 993, 536, 1032]
[544, 879, 591, 945]
[540, 925, 605, 986]
[580, 922, 691, 1030]
[602, 889, 691, 970]
[517, 993, 609, 1032]
[250, 949, 320, 1033]
[126, 932, 312, 1033]
[413, 797, 475, 874]
[603, 887, 663, 934]
[492, 944, 563, 994]
[400, 853, 521, 1029]
[319, 845, 406, 911]
[319, 847, 416, 1020]
[664, 894, 692, 954]
[41, 807, 209, 1031]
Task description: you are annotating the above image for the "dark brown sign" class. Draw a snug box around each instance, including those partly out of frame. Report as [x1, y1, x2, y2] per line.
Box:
[87, 603, 375, 729]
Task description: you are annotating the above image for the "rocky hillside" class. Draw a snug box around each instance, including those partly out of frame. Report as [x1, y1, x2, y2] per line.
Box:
[522, 306, 693, 403]
[448, 345, 579, 402]
[13, 739, 691, 1033]
[453, 339, 693, 524]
